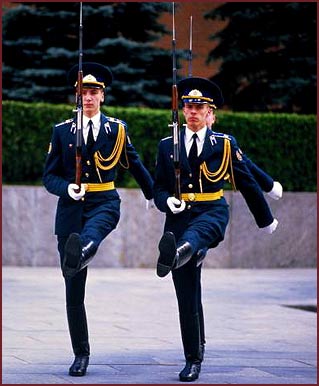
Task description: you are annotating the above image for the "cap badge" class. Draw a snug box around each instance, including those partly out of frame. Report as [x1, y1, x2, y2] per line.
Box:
[188, 89, 203, 97]
[83, 74, 97, 82]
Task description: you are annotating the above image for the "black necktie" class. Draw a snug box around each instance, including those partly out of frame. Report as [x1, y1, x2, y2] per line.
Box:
[87, 120, 94, 152]
[188, 133, 200, 190]
[188, 133, 198, 169]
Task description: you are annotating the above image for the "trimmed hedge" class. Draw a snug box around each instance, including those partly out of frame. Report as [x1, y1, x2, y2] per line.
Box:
[2, 101, 316, 191]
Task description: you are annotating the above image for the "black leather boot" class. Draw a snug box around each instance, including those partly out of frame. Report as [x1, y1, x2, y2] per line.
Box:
[179, 313, 202, 382]
[199, 343, 205, 361]
[69, 355, 89, 376]
[179, 360, 201, 382]
[63, 233, 97, 279]
[66, 304, 90, 376]
[157, 232, 194, 277]
[174, 242, 194, 270]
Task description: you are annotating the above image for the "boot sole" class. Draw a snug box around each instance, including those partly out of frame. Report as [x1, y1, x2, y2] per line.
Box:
[63, 233, 82, 278]
[157, 232, 176, 277]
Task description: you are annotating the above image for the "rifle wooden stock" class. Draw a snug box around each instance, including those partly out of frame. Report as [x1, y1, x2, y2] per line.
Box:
[75, 70, 83, 189]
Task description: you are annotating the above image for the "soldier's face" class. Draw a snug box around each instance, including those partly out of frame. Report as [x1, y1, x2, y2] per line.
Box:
[183, 103, 210, 131]
[82, 88, 105, 117]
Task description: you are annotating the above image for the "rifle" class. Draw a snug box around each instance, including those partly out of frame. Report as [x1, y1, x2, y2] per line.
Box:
[188, 15, 193, 77]
[74, 2, 84, 191]
[169, 2, 181, 201]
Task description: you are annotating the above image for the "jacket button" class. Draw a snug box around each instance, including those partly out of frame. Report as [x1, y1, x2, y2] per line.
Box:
[187, 205, 191, 210]
[85, 173, 89, 177]
[188, 183, 193, 189]
[86, 160, 91, 165]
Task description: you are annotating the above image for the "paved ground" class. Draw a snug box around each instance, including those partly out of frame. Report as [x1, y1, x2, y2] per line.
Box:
[2, 267, 317, 384]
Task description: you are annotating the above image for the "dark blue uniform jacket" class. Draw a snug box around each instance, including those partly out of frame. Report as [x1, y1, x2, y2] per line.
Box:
[43, 113, 154, 237]
[153, 128, 274, 251]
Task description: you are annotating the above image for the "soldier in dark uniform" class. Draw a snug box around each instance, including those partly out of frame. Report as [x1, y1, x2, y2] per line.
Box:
[205, 107, 282, 203]
[43, 62, 153, 377]
[193, 97, 283, 267]
[153, 77, 279, 382]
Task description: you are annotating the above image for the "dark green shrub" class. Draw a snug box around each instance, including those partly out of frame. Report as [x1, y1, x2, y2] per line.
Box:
[2, 101, 316, 191]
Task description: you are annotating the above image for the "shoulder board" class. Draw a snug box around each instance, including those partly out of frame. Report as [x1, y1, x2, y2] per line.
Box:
[55, 118, 73, 127]
[106, 116, 127, 127]
[161, 136, 172, 142]
[212, 131, 231, 140]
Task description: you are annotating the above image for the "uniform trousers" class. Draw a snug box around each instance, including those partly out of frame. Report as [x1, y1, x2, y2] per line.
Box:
[56, 196, 121, 357]
[164, 200, 229, 362]
[58, 237, 90, 357]
[172, 258, 205, 362]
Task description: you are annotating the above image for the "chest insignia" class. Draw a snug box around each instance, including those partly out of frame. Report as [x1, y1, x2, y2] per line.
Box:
[104, 122, 111, 134]
[70, 122, 76, 134]
[209, 134, 217, 146]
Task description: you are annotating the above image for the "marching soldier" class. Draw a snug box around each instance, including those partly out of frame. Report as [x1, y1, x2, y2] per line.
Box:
[43, 62, 153, 376]
[194, 99, 283, 266]
[205, 107, 282, 202]
[153, 77, 280, 382]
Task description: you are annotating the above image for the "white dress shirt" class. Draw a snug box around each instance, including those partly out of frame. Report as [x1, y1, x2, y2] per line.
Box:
[184, 126, 207, 157]
[83, 113, 101, 144]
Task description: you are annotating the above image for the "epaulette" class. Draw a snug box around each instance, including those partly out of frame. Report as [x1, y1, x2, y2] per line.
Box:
[212, 131, 231, 140]
[106, 116, 127, 127]
[55, 118, 73, 127]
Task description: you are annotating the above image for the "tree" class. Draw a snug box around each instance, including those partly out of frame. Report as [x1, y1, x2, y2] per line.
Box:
[3, 2, 182, 108]
[205, 2, 317, 113]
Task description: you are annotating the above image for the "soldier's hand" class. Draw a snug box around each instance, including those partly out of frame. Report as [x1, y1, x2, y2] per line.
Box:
[267, 181, 283, 200]
[68, 183, 86, 201]
[262, 218, 278, 234]
[167, 196, 186, 214]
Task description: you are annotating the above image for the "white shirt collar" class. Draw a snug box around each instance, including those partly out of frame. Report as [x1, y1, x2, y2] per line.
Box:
[83, 112, 101, 142]
[184, 126, 207, 156]
[83, 112, 101, 130]
[185, 126, 207, 144]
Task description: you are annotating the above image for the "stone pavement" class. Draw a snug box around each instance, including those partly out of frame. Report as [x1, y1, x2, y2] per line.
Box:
[2, 267, 317, 384]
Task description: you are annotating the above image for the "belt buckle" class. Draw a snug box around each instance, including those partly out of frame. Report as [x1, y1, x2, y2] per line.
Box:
[188, 193, 196, 201]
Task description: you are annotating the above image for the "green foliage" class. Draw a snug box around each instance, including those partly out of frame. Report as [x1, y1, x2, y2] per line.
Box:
[214, 112, 317, 191]
[2, 101, 316, 191]
[2, 2, 178, 108]
[205, 2, 317, 114]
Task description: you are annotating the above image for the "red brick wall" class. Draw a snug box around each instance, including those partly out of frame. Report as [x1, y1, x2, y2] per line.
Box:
[153, 2, 227, 79]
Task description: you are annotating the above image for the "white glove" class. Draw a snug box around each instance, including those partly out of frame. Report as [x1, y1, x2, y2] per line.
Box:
[267, 181, 283, 200]
[67, 183, 86, 201]
[262, 218, 278, 234]
[146, 199, 156, 210]
[167, 196, 186, 214]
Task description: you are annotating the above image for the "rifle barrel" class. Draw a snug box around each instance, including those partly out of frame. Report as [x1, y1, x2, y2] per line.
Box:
[170, 2, 181, 200]
[75, 2, 84, 188]
[188, 15, 193, 77]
